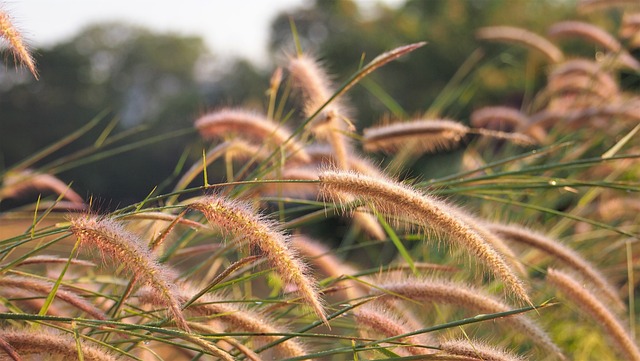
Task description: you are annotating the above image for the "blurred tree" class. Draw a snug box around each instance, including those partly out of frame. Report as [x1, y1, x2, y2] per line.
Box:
[0, 0, 583, 205]
[0, 23, 214, 205]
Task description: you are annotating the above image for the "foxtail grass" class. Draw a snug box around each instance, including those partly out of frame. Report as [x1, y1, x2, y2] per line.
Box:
[440, 338, 526, 361]
[189, 195, 327, 324]
[183, 292, 308, 358]
[138, 289, 284, 360]
[0, 329, 117, 361]
[0, 170, 83, 204]
[374, 276, 563, 358]
[69, 215, 189, 330]
[0, 276, 107, 320]
[489, 223, 625, 311]
[353, 303, 433, 356]
[291, 235, 367, 300]
[288, 53, 352, 170]
[0, 9, 37, 79]
[547, 268, 640, 361]
[363, 119, 535, 155]
[470, 106, 528, 131]
[318, 169, 531, 305]
[476, 26, 564, 63]
[195, 108, 310, 163]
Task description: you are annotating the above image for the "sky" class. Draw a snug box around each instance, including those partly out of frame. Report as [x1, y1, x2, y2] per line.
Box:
[4, 0, 404, 64]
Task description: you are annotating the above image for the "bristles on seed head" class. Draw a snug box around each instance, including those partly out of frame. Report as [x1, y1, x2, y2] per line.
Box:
[291, 235, 367, 300]
[547, 60, 619, 99]
[375, 276, 563, 358]
[194, 108, 310, 163]
[318, 169, 531, 305]
[260, 166, 320, 198]
[353, 303, 434, 356]
[69, 215, 188, 330]
[440, 338, 526, 361]
[489, 223, 625, 312]
[0, 170, 84, 204]
[0, 329, 117, 361]
[548, 21, 622, 52]
[288, 54, 343, 119]
[547, 21, 640, 70]
[0, 276, 106, 320]
[139, 288, 308, 358]
[363, 119, 468, 154]
[547, 268, 640, 361]
[189, 195, 327, 324]
[0, 9, 38, 79]
[476, 26, 564, 63]
[447, 209, 526, 276]
[304, 144, 387, 178]
[470, 106, 528, 131]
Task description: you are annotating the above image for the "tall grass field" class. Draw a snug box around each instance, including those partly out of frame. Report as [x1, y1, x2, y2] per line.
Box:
[1, 1, 640, 360]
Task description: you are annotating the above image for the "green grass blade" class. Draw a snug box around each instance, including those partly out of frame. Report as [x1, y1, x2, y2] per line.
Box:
[376, 211, 416, 274]
[6, 109, 109, 174]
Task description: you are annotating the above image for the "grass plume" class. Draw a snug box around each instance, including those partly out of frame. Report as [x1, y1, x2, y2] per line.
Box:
[0, 329, 116, 361]
[476, 26, 564, 63]
[440, 338, 526, 361]
[318, 169, 531, 305]
[195, 108, 310, 163]
[189, 195, 327, 324]
[547, 268, 640, 361]
[489, 223, 625, 311]
[69, 215, 189, 330]
[375, 276, 563, 358]
[0, 9, 37, 79]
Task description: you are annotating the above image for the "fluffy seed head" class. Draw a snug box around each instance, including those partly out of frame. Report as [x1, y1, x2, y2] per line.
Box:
[260, 166, 320, 198]
[363, 119, 468, 154]
[0, 276, 106, 320]
[0, 329, 117, 361]
[353, 303, 433, 356]
[0, 170, 83, 204]
[375, 277, 563, 358]
[189, 195, 327, 324]
[70, 215, 188, 330]
[0, 9, 37, 79]
[139, 288, 307, 358]
[318, 170, 531, 305]
[470, 106, 528, 132]
[621, 12, 640, 48]
[440, 339, 526, 361]
[548, 21, 621, 52]
[194, 108, 310, 163]
[490, 223, 625, 311]
[288, 54, 342, 119]
[547, 268, 640, 361]
[291, 235, 367, 300]
[548, 21, 640, 70]
[476, 26, 564, 63]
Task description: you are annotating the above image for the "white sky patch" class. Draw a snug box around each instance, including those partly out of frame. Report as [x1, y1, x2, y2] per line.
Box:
[4, 0, 404, 65]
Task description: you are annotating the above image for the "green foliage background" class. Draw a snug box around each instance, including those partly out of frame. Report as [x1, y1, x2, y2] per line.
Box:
[0, 0, 609, 205]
